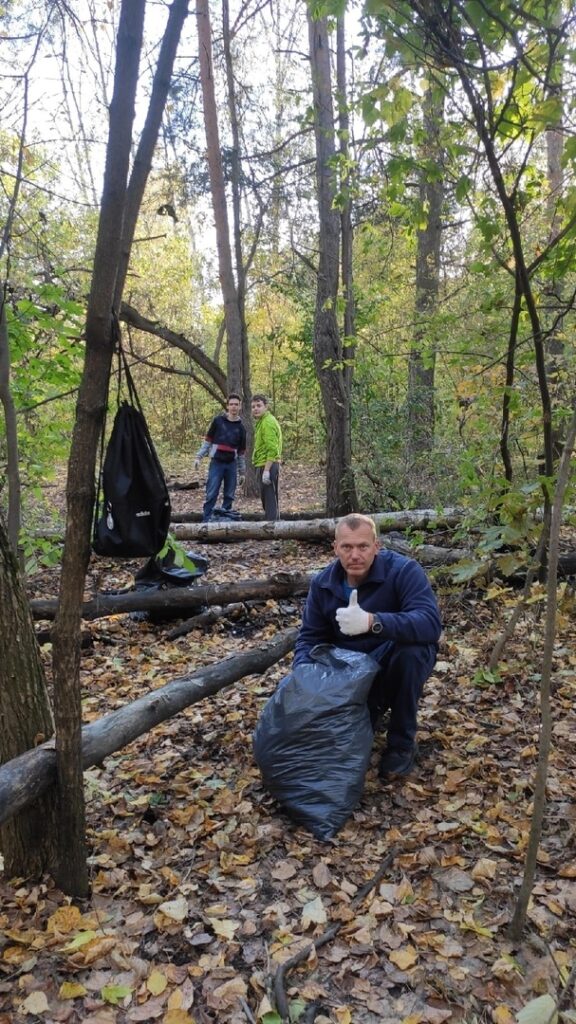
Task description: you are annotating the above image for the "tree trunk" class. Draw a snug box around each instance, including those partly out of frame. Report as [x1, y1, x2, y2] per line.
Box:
[0, 514, 57, 877]
[406, 81, 444, 471]
[0, 293, 21, 552]
[196, 0, 243, 392]
[509, 401, 576, 940]
[307, 12, 358, 517]
[544, 14, 567, 462]
[51, 0, 147, 898]
[336, 15, 355, 398]
[50, 0, 187, 895]
[30, 572, 315, 621]
[0, 629, 297, 828]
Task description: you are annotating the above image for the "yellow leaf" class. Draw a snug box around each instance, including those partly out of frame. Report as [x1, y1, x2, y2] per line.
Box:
[334, 1008, 353, 1024]
[492, 1005, 515, 1024]
[163, 1011, 196, 1024]
[471, 858, 498, 881]
[167, 989, 183, 1010]
[389, 945, 418, 970]
[73, 935, 116, 965]
[3, 945, 32, 965]
[147, 970, 168, 995]
[47, 905, 84, 934]
[58, 981, 87, 1000]
[60, 929, 98, 951]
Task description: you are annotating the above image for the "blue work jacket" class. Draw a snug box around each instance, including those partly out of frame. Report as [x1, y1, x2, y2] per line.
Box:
[293, 549, 442, 666]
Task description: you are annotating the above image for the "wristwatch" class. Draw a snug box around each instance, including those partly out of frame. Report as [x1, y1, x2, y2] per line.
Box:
[370, 616, 384, 635]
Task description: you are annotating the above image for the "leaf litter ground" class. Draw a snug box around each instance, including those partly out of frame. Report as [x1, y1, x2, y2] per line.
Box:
[1, 465, 575, 1024]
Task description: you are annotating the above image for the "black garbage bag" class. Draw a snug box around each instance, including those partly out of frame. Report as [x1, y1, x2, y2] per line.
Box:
[133, 548, 209, 589]
[131, 548, 209, 623]
[253, 645, 379, 840]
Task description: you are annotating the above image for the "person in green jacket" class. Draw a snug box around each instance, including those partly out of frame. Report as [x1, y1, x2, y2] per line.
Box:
[251, 393, 282, 520]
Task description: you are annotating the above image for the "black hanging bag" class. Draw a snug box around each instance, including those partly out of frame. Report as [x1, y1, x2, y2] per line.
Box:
[93, 335, 171, 558]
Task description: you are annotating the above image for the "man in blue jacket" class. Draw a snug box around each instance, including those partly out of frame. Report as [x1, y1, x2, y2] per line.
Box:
[294, 513, 442, 779]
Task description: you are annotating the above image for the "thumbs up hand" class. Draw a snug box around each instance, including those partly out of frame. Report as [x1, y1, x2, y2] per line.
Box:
[335, 589, 371, 635]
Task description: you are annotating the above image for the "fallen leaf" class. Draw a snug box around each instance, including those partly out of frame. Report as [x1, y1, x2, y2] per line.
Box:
[301, 896, 327, 929]
[472, 858, 498, 881]
[492, 1006, 515, 1024]
[58, 981, 88, 999]
[211, 918, 240, 939]
[206, 976, 247, 1010]
[312, 862, 332, 888]
[47, 905, 84, 934]
[516, 994, 558, 1024]
[389, 945, 418, 970]
[270, 860, 298, 881]
[157, 899, 188, 922]
[19, 991, 50, 1015]
[147, 970, 168, 995]
[163, 1011, 195, 1024]
[437, 867, 474, 892]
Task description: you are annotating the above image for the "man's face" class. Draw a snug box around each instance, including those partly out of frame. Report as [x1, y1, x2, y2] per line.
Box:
[252, 399, 267, 418]
[227, 398, 241, 418]
[333, 523, 379, 583]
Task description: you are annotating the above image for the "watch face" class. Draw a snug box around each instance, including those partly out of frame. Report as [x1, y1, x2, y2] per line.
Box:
[371, 621, 383, 634]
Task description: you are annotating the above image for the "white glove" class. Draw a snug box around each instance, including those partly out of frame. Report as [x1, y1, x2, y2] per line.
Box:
[336, 590, 371, 635]
[238, 475, 245, 486]
[262, 469, 271, 485]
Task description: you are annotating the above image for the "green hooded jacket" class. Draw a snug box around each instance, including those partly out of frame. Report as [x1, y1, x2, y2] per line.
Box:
[252, 410, 282, 466]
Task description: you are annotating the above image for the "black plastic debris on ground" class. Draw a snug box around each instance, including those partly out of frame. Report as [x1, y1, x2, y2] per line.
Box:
[131, 548, 209, 623]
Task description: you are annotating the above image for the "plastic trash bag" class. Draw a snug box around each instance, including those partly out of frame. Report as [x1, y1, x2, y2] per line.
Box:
[253, 645, 379, 840]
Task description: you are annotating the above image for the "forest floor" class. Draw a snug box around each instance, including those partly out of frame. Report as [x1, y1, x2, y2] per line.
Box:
[1, 464, 575, 1024]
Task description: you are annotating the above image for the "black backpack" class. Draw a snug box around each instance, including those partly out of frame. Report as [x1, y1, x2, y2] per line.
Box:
[93, 342, 171, 558]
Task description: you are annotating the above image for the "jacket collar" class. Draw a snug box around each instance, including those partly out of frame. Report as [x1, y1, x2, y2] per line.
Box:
[321, 549, 390, 595]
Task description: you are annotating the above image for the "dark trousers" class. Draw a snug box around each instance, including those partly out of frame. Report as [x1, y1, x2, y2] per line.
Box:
[203, 459, 237, 521]
[257, 462, 280, 520]
[368, 642, 437, 752]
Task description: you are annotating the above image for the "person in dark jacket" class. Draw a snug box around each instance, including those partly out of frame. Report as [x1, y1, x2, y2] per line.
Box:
[194, 394, 247, 521]
[294, 513, 442, 779]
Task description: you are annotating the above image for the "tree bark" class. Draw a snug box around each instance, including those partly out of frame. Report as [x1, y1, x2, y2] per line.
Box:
[0, 628, 297, 828]
[0, 514, 57, 877]
[307, 12, 358, 516]
[170, 508, 464, 541]
[196, 0, 243, 392]
[30, 573, 314, 622]
[119, 304, 227, 397]
[509, 401, 576, 940]
[50, 0, 187, 895]
[406, 81, 444, 472]
[0, 294, 21, 552]
[51, 0, 147, 897]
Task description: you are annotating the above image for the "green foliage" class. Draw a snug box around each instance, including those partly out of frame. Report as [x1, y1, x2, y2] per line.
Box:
[156, 534, 198, 574]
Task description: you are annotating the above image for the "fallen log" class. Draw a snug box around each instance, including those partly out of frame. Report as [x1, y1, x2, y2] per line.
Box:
[381, 534, 469, 565]
[170, 509, 327, 523]
[0, 628, 297, 827]
[172, 508, 464, 543]
[165, 603, 245, 639]
[28, 571, 314, 621]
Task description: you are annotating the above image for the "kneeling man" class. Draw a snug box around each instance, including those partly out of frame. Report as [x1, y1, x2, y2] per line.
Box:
[294, 514, 442, 778]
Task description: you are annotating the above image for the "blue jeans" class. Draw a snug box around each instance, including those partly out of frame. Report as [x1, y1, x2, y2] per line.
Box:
[203, 459, 237, 520]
